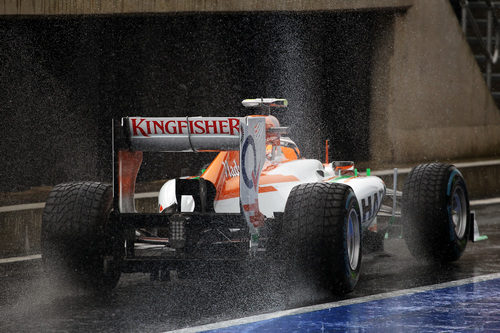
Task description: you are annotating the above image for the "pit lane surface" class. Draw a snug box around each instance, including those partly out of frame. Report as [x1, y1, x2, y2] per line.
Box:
[1, 203, 499, 332]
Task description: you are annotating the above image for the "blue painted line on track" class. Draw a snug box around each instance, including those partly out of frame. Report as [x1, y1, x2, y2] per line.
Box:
[203, 278, 500, 332]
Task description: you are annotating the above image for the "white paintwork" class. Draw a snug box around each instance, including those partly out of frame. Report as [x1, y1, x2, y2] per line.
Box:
[213, 197, 240, 213]
[181, 196, 195, 212]
[213, 159, 325, 217]
[158, 179, 195, 212]
[147, 112, 386, 225]
[329, 176, 386, 227]
[159, 158, 386, 225]
[158, 179, 177, 211]
[214, 158, 386, 225]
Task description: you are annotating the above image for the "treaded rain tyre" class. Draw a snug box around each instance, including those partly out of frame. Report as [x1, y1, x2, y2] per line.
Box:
[41, 182, 122, 291]
[402, 163, 471, 262]
[283, 182, 362, 297]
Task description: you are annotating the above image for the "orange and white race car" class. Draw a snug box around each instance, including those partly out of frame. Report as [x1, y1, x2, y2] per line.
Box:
[41, 98, 478, 296]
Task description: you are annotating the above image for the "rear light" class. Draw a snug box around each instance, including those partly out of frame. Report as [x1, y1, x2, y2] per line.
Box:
[168, 215, 186, 248]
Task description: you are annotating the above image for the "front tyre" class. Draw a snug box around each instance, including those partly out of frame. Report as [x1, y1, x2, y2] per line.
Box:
[402, 163, 471, 262]
[283, 183, 362, 297]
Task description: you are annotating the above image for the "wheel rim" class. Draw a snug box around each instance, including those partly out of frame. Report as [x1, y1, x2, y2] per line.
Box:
[451, 186, 467, 239]
[347, 208, 361, 271]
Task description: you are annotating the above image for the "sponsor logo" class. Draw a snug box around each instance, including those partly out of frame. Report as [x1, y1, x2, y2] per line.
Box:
[130, 117, 241, 137]
[222, 159, 240, 178]
[243, 201, 265, 227]
[241, 135, 258, 190]
[361, 189, 384, 221]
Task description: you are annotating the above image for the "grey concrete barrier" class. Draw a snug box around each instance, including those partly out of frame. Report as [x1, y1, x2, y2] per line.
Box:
[0, 208, 43, 258]
[0, 197, 158, 259]
[1, 160, 499, 259]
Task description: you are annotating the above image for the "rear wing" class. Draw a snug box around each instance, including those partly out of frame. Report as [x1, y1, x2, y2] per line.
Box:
[124, 117, 242, 152]
[112, 116, 266, 237]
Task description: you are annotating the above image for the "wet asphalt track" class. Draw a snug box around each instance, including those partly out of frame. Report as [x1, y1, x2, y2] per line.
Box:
[1, 203, 499, 333]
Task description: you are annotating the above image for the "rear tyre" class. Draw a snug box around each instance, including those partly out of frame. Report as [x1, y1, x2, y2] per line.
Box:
[283, 183, 362, 299]
[402, 163, 471, 262]
[41, 182, 122, 291]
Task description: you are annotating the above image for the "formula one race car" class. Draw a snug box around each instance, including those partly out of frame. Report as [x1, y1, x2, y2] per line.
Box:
[41, 98, 477, 296]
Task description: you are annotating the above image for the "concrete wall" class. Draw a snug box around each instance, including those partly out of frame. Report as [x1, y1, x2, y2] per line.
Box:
[0, 13, 383, 192]
[370, 0, 500, 167]
[0, 209, 42, 257]
[2, 0, 498, 184]
[0, 0, 412, 15]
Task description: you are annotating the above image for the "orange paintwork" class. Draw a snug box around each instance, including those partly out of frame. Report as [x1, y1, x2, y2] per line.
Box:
[202, 152, 300, 201]
[336, 165, 354, 171]
[259, 174, 300, 185]
[282, 146, 300, 161]
[259, 185, 278, 193]
[118, 150, 143, 210]
[265, 146, 300, 162]
[325, 139, 329, 164]
[200, 151, 233, 191]
[216, 176, 240, 200]
[199, 115, 302, 202]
